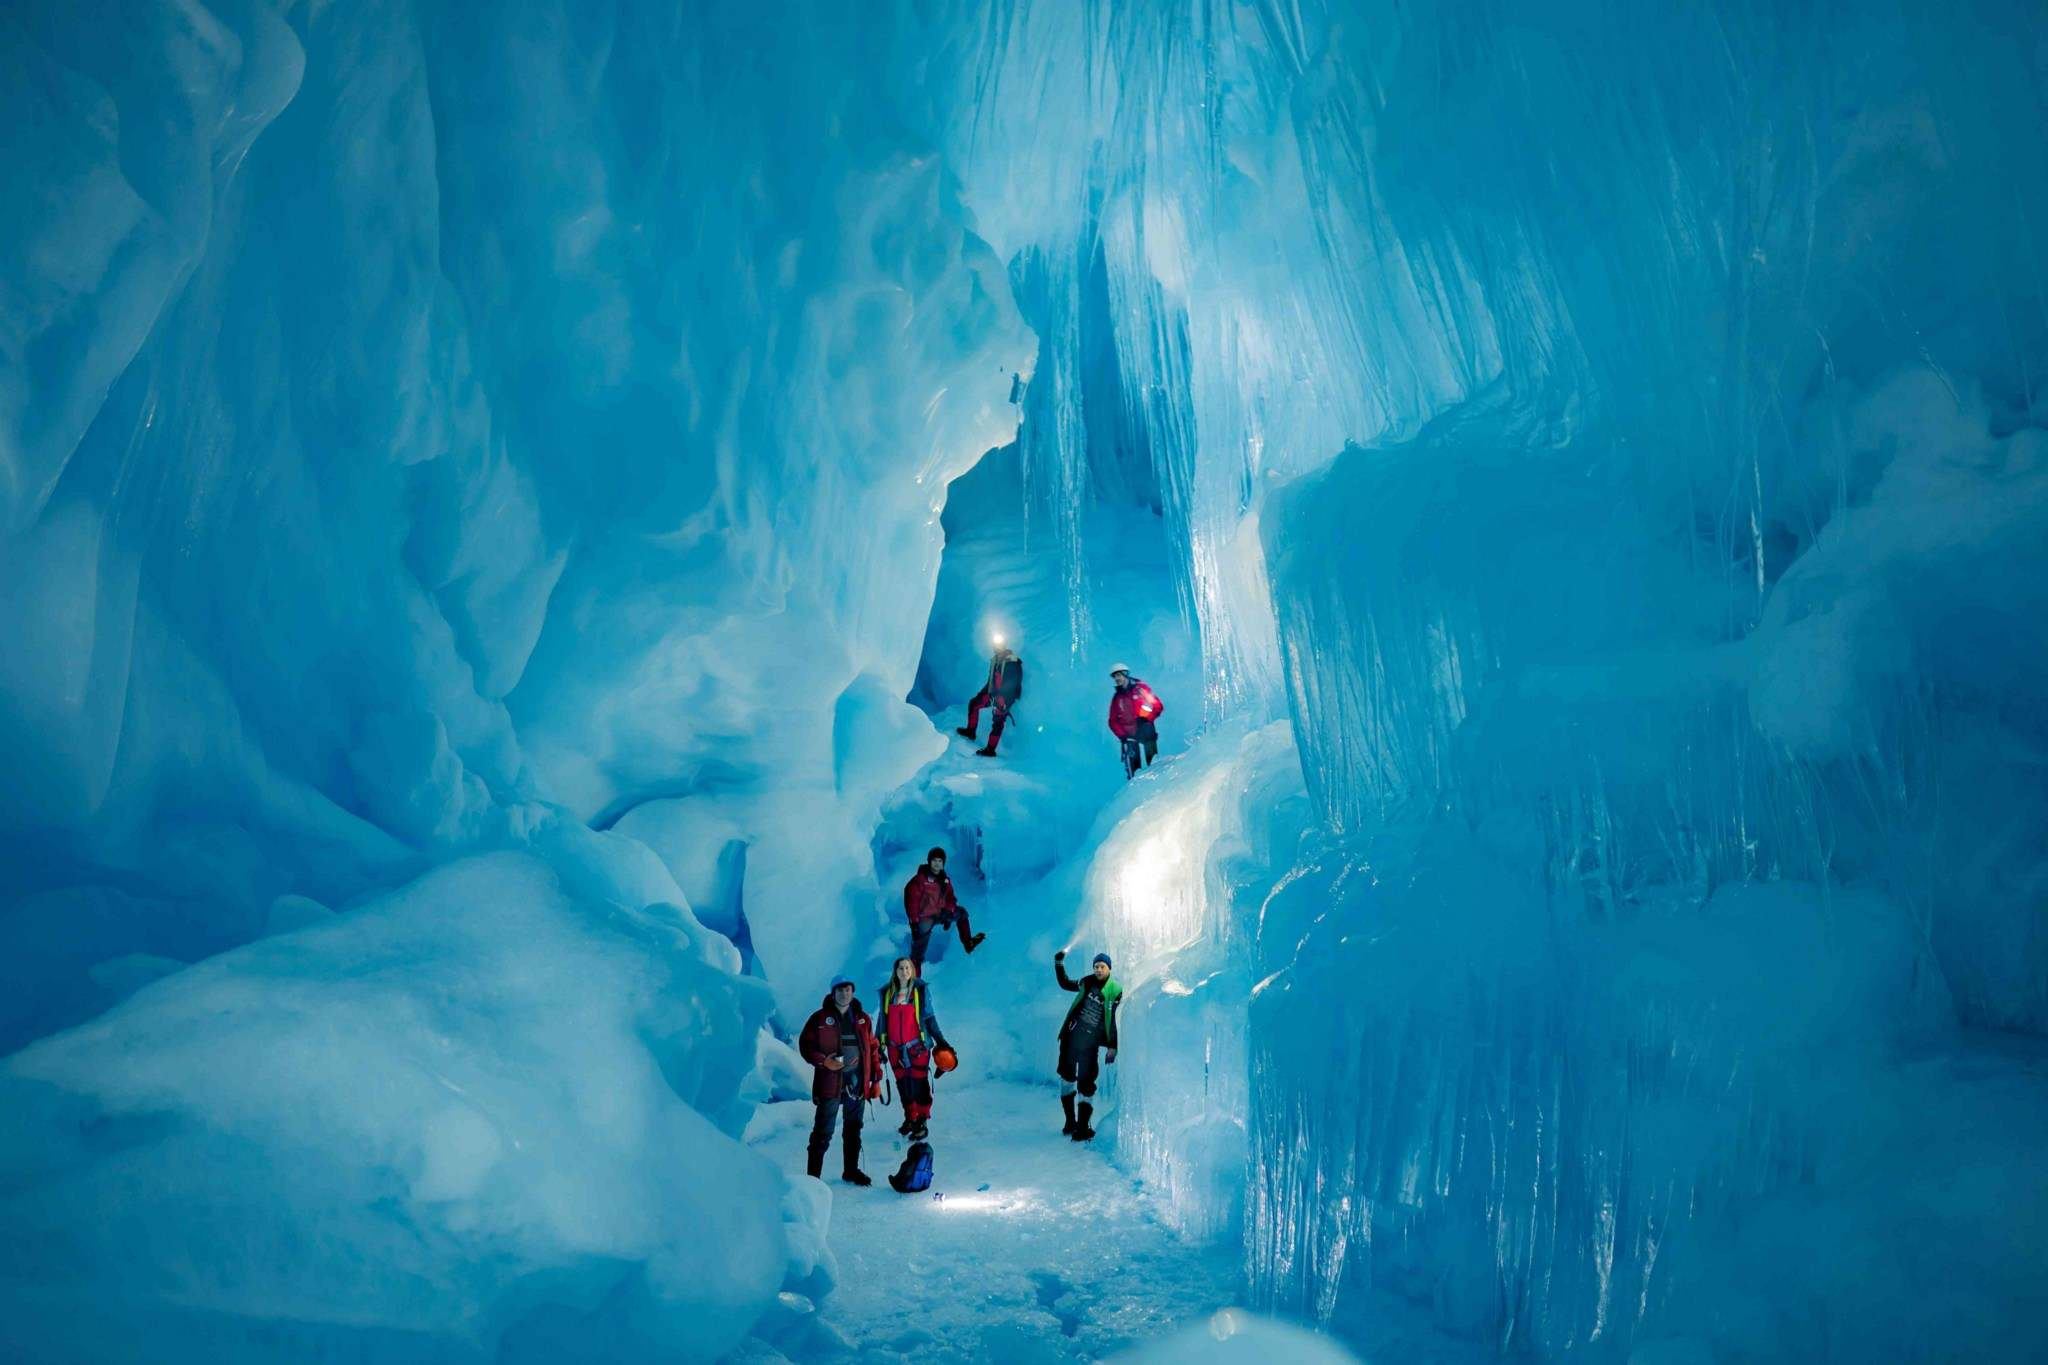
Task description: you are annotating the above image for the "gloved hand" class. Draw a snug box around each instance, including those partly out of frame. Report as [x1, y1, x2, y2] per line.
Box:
[1054, 950, 1066, 962]
[1106, 1049, 1117, 1064]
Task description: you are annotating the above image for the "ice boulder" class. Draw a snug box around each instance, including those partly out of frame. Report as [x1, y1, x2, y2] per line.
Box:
[0, 852, 797, 1363]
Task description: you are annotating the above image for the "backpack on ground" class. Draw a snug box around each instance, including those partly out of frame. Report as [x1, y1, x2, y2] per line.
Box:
[888, 1141, 934, 1193]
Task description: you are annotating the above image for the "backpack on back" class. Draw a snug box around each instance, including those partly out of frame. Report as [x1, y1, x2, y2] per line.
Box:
[888, 1141, 934, 1193]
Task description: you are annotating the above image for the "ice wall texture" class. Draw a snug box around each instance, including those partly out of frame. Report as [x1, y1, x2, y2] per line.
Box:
[940, 0, 2048, 1358]
[1, 0, 1024, 1357]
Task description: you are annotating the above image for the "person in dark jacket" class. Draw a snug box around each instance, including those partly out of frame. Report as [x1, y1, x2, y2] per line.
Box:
[957, 642, 1024, 757]
[798, 976, 880, 1185]
[876, 957, 952, 1141]
[903, 847, 984, 966]
[1053, 950, 1122, 1141]
[1106, 664, 1164, 778]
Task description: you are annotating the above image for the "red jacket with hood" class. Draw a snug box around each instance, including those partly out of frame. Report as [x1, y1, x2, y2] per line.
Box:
[1107, 679, 1164, 740]
[798, 992, 880, 1103]
[903, 866, 962, 925]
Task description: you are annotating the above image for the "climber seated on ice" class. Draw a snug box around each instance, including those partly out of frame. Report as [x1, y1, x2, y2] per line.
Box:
[903, 846, 984, 966]
[1106, 664, 1164, 779]
[1053, 950, 1121, 1142]
[799, 976, 881, 1186]
[876, 957, 957, 1143]
[956, 639, 1024, 757]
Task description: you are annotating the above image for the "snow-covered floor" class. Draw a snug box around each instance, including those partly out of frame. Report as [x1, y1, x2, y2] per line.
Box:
[747, 1077, 1240, 1361]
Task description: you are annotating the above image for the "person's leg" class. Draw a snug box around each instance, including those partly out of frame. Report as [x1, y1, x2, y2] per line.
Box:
[1143, 734, 1158, 767]
[959, 689, 990, 738]
[1121, 737, 1140, 779]
[807, 1098, 834, 1178]
[951, 905, 983, 953]
[905, 1045, 932, 1135]
[890, 1057, 915, 1133]
[981, 698, 1010, 754]
[1057, 1048, 1080, 1134]
[909, 920, 932, 967]
[1072, 1050, 1101, 1139]
[842, 1093, 869, 1183]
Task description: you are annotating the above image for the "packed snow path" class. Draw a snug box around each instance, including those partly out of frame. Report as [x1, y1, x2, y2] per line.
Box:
[748, 1078, 1239, 1361]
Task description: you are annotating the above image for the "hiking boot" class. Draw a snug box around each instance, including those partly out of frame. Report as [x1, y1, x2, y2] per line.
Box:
[897, 1117, 913, 1136]
[909, 1120, 929, 1141]
[1060, 1093, 1077, 1136]
[955, 726, 977, 739]
[842, 1168, 873, 1186]
[806, 1142, 826, 1180]
[1071, 1101, 1095, 1141]
[1070, 1123, 1096, 1141]
[963, 932, 986, 953]
[975, 746, 999, 757]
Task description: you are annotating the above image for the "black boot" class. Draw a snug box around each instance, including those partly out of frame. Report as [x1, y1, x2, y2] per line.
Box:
[1060, 1093, 1077, 1136]
[975, 745, 999, 757]
[898, 1117, 913, 1136]
[909, 1118, 928, 1141]
[806, 1138, 826, 1179]
[842, 1132, 871, 1186]
[964, 932, 986, 953]
[1071, 1101, 1095, 1141]
[956, 725, 977, 739]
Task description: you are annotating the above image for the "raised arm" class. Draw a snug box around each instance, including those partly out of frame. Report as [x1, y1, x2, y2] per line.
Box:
[1054, 953, 1081, 992]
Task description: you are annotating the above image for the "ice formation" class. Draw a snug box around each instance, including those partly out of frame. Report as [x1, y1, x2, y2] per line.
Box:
[5, 0, 2047, 1361]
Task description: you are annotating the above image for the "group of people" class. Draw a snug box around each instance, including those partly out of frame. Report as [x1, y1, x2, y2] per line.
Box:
[957, 639, 1167, 781]
[797, 641, 1148, 1188]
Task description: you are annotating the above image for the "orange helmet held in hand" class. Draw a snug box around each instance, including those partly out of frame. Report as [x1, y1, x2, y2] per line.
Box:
[933, 1047, 959, 1074]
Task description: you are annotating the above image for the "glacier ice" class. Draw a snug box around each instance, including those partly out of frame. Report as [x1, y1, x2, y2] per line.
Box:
[5, 0, 2048, 1360]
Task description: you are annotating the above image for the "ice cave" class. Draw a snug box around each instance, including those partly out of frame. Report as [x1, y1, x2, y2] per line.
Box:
[3, 1, 2047, 1361]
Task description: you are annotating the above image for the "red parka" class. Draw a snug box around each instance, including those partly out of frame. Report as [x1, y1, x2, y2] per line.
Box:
[1107, 679, 1164, 740]
[903, 866, 962, 925]
[797, 993, 880, 1103]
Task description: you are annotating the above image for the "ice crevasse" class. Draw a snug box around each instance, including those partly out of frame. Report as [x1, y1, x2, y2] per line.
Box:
[3, 0, 2048, 1362]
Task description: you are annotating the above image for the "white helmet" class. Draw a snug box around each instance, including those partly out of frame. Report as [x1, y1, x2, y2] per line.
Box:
[1109, 662, 1132, 677]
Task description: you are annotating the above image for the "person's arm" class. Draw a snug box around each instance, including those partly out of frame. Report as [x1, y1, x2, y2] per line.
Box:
[1107, 696, 1123, 736]
[922, 986, 948, 1051]
[1054, 952, 1081, 992]
[796, 1012, 830, 1067]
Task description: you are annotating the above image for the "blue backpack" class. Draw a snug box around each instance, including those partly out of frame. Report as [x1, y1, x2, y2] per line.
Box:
[889, 1141, 934, 1193]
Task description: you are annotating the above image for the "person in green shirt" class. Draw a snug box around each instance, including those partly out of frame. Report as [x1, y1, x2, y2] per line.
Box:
[1053, 950, 1120, 1141]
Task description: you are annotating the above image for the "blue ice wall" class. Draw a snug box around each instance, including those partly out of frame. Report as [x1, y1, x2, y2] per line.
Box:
[1, 1, 1025, 1357]
[934, 0, 2048, 1357]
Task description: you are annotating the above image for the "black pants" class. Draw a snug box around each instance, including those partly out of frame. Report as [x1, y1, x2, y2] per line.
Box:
[1058, 1034, 1105, 1098]
[1120, 721, 1158, 779]
[909, 910, 976, 966]
[808, 1090, 864, 1170]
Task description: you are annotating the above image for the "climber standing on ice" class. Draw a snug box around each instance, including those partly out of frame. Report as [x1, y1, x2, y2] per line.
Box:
[799, 976, 880, 1186]
[957, 639, 1024, 757]
[1053, 950, 1121, 1141]
[903, 846, 984, 966]
[876, 957, 955, 1142]
[1106, 664, 1164, 779]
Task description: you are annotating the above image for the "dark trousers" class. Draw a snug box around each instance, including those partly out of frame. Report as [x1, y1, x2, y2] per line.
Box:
[966, 690, 1013, 749]
[1120, 721, 1159, 779]
[1058, 1034, 1105, 1097]
[909, 909, 975, 966]
[808, 1090, 864, 1173]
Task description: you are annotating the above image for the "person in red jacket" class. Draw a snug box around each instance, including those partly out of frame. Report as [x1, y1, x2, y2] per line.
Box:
[876, 957, 953, 1141]
[956, 642, 1024, 757]
[903, 847, 984, 966]
[1106, 663, 1165, 779]
[798, 976, 880, 1185]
